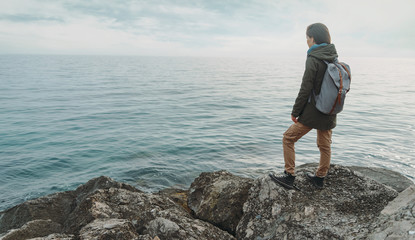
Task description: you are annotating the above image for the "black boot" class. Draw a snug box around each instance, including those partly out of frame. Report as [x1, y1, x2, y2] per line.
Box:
[307, 173, 324, 189]
[269, 171, 295, 189]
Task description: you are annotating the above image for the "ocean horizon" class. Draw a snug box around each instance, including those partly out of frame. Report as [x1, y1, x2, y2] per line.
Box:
[1, 55, 414, 211]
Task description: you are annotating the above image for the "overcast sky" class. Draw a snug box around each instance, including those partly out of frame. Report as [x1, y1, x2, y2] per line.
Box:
[1, 0, 414, 58]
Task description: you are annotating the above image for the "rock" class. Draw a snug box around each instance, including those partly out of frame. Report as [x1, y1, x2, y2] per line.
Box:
[367, 185, 415, 240]
[0, 176, 139, 235]
[348, 165, 414, 192]
[0, 191, 74, 235]
[0, 164, 413, 240]
[79, 218, 139, 240]
[63, 186, 235, 239]
[235, 165, 399, 240]
[188, 170, 253, 235]
[147, 217, 180, 238]
[0, 176, 235, 240]
[0, 219, 62, 240]
[29, 233, 75, 240]
[158, 188, 191, 214]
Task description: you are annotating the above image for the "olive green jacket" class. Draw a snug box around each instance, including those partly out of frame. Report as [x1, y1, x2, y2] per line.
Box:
[292, 44, 338, 130]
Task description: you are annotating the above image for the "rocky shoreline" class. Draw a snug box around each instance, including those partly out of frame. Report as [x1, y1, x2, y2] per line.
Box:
[0, 164, 414, 240]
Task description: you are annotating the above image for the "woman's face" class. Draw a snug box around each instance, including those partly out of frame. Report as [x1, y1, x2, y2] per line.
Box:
[306, 35, 315, 48]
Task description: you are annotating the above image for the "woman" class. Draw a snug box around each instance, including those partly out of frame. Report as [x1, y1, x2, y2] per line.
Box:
[270, 23, 339, 189]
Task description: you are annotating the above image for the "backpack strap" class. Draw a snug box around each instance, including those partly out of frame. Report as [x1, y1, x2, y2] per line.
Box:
[338, 62, 351, 93]
[328, 63, 344, 115]
[338, 62, 351, 80]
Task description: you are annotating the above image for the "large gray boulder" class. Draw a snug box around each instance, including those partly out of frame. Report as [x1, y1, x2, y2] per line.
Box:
[188, 170, 253, 235]
[347, 166, 413, 193]
[236, 165, 399, 240]
[367, 185, 415, 239]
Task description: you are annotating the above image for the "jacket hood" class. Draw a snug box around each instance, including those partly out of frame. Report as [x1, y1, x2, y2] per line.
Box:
[308, 44, 338, 61]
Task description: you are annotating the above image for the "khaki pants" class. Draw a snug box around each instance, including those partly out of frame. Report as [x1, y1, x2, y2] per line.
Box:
[283, 122, 332, 177]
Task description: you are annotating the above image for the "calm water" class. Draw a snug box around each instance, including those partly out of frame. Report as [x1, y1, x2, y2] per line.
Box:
[1, 55, 414, 211]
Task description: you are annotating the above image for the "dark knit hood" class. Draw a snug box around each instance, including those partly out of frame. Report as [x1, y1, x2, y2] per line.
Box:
[308, 44, 338, 62]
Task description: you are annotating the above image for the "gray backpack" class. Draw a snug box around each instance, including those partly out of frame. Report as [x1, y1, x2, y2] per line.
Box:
[312, 59, 351, 115]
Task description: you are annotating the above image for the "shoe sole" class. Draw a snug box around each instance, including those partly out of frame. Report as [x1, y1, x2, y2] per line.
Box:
[269, 173, 294, 190]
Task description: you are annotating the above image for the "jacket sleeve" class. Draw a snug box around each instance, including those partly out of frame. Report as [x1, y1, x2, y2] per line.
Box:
[291, 57, 318, 117]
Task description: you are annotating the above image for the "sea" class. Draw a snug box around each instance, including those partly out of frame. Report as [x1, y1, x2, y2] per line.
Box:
[1, 55, 414, 211]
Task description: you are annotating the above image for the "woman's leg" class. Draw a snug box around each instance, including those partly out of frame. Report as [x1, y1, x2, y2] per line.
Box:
[316, 129, 332, 177]
[283, 122, 312, 175]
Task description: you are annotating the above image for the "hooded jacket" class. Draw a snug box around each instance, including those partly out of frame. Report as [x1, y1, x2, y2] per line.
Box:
[292, 44, 338, 130]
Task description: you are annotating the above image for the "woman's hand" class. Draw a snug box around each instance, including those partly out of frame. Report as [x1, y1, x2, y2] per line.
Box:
[291, 115, 298, 123]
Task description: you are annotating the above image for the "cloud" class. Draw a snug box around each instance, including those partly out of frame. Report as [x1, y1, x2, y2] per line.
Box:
[0, 0, 414, 57]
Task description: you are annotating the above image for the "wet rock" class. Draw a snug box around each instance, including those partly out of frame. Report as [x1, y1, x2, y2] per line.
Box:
[236, 165, 399, 240]
[188, 170, 253, 235]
